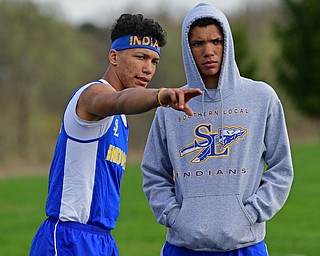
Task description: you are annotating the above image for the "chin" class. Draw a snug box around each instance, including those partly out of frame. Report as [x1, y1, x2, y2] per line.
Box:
[203, 71, 219, 77]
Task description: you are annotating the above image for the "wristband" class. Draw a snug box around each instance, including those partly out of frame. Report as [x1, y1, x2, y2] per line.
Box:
[156, 88, 169, 107]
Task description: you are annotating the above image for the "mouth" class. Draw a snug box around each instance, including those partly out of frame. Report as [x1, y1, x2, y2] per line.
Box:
[136, 76, 150, 86]
[203, 60, 218, 68]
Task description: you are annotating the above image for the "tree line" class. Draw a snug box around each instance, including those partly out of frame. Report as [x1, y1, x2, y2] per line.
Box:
[0, 0, 319, 165]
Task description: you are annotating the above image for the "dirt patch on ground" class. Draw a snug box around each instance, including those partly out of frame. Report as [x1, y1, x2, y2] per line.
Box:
[0, 149, 144, 180]
[0, 161, 50, 179]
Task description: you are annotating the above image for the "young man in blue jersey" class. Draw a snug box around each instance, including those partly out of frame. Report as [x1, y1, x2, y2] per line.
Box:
[141, 3, 294, 256]
[29, 13, 202, 256]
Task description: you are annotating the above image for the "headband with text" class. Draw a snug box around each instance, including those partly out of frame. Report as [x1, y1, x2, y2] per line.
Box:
[111, 34, 160, 55]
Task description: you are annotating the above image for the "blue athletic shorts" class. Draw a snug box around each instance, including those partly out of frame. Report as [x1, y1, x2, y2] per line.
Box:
[161, 240, 268, 256]
[29, 217, 118, 256]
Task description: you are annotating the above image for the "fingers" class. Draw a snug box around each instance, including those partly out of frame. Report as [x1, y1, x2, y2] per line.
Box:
[180, 89, 202, 116]
[182, 105, 194, 116]
[184, 88, 203, 102]
[175, 89, 186, 109]
[174, 88, 202, 111]
[160, 88, 202, 116]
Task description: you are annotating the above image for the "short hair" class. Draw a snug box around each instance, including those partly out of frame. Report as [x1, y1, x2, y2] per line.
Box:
[110, 14, 167, 47]
[189, 18, 223, 42]
[190, 17, 221, 29]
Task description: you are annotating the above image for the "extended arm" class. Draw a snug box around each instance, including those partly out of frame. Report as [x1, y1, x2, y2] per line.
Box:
[77, 83, 202, 121]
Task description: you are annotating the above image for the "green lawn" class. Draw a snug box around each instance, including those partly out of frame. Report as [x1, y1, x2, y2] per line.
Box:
[264, 142, 320, 256]
[0, 143, 319, 255]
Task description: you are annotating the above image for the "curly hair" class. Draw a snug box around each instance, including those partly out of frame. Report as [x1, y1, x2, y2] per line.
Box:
[110, 13, 167, 47]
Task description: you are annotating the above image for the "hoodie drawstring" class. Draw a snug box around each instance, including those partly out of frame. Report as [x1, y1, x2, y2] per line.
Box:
[201, 92, 205, 120]
[218, 88, 225, 147]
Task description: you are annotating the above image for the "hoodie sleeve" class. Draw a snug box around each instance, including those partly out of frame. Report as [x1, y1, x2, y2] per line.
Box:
[141, 109, 181, 228]
[244, 97, 294, 223]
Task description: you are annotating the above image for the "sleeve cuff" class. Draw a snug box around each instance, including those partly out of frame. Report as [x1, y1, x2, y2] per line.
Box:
[166, 206, 181, 227]
[244, 203, 259, 223]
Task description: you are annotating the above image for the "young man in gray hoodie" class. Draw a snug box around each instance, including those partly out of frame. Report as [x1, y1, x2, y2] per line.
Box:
[141, 3, 294, 256]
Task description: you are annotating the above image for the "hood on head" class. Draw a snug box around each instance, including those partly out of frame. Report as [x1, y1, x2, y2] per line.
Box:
[182, 3, 241, 101]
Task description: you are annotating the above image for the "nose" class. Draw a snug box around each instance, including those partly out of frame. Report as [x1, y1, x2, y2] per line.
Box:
[142, 60, 154, 74]
[203, 43, 215, 57]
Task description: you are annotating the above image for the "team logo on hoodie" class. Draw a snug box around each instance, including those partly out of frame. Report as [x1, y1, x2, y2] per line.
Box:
[179, 124, 247, 163]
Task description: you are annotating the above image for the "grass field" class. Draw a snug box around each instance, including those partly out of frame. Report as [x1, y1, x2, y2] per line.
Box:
[0, 143, 319, 255]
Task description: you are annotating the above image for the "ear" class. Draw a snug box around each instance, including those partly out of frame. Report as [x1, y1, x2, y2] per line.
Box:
[109, 50, 118, 65]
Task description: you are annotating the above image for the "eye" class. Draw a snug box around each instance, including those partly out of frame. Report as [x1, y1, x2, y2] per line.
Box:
[191, 40, 203, 47]
[152, 59, 159, 65]
[212, 38, 223, 45]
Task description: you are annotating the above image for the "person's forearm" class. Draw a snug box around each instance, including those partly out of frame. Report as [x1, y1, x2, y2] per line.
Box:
[114, 88, 161, 114]
[86, 86, 201, 119]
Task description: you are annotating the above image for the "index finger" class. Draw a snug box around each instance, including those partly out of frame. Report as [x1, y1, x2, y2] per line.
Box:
[182, 88, 203, 102]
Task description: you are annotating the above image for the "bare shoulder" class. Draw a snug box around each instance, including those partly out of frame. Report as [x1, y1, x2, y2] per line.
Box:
[82, 82, 115, 98]
[77, 82, 115, 121]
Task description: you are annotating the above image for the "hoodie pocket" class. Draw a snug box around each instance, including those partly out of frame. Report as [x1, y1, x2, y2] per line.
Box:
[169, 194, 255, 251]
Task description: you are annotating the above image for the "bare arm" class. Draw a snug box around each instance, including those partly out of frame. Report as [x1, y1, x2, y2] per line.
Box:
[77, 83, 202, 121]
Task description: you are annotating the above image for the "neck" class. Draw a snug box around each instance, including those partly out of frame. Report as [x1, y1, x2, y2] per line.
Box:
[202, 74, 219, 89]
[101, 66, 124, 91]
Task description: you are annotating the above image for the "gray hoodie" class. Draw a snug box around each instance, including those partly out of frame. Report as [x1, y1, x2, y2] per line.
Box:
[141, 3, 294, 252]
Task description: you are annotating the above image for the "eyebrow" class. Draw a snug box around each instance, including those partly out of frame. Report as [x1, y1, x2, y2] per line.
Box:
[191, 35, 223, 41]
[136, 51, 160, 60]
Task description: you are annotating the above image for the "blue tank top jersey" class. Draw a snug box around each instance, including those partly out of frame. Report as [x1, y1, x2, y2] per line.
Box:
[45, 81, 129, 230]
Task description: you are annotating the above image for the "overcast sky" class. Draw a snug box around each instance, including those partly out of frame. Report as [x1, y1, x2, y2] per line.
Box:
[29, 0, 279, 26]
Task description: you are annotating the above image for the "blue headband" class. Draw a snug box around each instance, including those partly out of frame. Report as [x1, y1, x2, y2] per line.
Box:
[111, 34, 160, 55]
